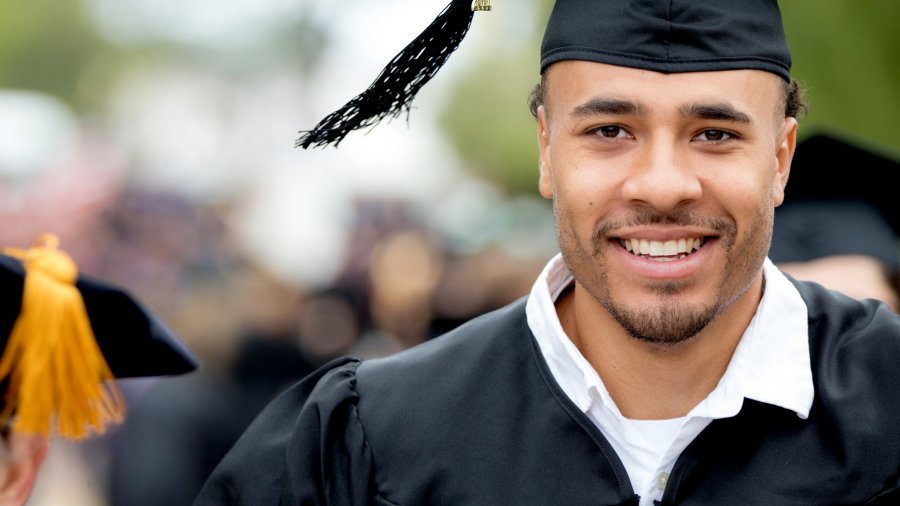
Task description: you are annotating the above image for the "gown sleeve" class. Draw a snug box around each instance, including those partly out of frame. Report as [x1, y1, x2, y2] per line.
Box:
[193, 356, 378, 506]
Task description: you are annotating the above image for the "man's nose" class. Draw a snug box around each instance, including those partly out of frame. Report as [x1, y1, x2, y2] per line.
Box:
[621, 139, 702, 212]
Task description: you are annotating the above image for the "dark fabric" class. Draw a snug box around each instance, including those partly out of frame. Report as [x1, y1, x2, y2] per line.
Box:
[541, 0, 792, 81]
[109, 336, 316, 506]
[193, 356, 376, 505]
[771, 200, 899, 272]
[771, 132, 900, 272]
[0, 255, 24, 348]
[0, 253, 199, 378]
[780, 132, 900, 237]
[664, 278, 900, 504]
[195, 280, 900, 505]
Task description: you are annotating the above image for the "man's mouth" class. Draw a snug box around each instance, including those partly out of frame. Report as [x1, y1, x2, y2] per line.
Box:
[617, 237, 706, 261]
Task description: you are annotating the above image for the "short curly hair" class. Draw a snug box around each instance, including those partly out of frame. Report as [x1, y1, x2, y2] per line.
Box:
[528, 74, 808, 119]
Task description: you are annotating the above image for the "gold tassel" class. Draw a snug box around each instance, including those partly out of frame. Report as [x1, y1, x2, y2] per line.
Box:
[0, 234, 124, 439]
[472, 0, 492, 12]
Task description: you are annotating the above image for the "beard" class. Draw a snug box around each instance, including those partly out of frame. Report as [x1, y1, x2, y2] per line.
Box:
[600, 282, 718, 345]
[556, 203, 772, 346]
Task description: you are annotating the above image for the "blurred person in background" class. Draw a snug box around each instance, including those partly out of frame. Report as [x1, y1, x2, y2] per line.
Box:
[108, 258, 358, 506]
[298, 287, 363, 362]
[344, 213, 542, 358]
[0, 237, 197, 506]
[364, 228, 445, 350]
[0, 95, 213, 504]
[770, 132, 900, 311]
[333, 199, 540, 358]
[429, 246, 545, 338]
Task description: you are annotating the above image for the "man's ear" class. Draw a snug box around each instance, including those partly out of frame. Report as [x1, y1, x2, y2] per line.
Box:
[537, 105, 553, 199]
[0, 432, 48, 506]
[773, 117, 798, 207]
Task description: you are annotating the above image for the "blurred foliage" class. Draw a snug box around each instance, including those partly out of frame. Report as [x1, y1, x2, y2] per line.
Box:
[437, 51, 541, 196]
[0, 0, 331, 114]
[781, 1, 900, 154]
[440, 0, 899, 195]
[439, 0, 552, 197]
[0, 0, 120, 112]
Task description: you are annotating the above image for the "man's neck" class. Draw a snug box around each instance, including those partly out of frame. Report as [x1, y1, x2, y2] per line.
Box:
[555, 276, 763, 420]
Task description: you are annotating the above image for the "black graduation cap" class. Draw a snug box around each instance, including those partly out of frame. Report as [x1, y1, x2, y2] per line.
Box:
[0, 235, 199, 439]
[771, 133, 900, 271]
[296, 0, 791, 148]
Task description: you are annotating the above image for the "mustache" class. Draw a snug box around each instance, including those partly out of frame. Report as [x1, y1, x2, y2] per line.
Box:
[591, 208, 737, 251]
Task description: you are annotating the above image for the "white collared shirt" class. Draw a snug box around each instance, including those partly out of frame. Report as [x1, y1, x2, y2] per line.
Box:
[525, 254, 813, 505]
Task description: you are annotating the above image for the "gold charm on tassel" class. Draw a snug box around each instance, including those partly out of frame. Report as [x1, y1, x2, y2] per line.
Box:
[472, 0, 492, 12]
[0, 234, 124, 440]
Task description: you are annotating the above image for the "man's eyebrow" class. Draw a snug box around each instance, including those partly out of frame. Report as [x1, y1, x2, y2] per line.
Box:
[680, 102, 752, 123]
[570, 98, 646, 119]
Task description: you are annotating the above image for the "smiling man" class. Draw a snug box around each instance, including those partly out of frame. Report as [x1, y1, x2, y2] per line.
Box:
[534, 62, 797, 420]
[196, 1, 900, 504]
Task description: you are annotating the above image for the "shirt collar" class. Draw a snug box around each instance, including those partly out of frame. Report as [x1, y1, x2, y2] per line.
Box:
[525, 254, 814, 420]
[526, 254, 602, 412]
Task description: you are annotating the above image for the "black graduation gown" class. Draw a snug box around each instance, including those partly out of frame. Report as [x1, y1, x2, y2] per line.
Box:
[195, 280, 900, 505]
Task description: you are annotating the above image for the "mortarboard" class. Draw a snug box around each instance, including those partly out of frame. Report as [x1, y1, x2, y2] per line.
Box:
[770, 133, 900, 271]
[296, 0, 791, 149]
[0, 235, 199, 439]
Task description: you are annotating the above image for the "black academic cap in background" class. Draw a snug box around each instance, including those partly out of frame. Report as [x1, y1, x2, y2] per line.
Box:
[771, 133, 900, 271]
[0, 239, 199, 439]
[297, 0, 791, 149]
[0, 254, 199, 378]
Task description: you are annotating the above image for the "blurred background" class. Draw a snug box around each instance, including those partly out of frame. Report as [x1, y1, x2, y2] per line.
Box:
[0, 0, 897, 504]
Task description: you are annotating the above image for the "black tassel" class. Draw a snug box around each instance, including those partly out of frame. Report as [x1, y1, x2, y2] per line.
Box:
[297, 0, 476, 149]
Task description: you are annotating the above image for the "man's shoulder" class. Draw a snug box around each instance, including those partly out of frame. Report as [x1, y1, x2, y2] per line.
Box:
[792, 278, 900, 408]
[348, 295, 559, 437]
[762, 279, 900, 501]
[791, 277, 900, 348]
[341, 296, 586, 494]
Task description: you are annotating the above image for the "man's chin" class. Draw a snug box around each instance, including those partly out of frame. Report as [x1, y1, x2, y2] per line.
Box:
[604, 301, 718, 346]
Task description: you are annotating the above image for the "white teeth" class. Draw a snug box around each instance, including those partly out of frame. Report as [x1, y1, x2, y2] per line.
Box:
[663, 240, 677, 255]
[620, 237, 705, 257]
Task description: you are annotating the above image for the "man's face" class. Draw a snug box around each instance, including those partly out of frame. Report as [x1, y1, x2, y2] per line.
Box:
[537, 61, 796, 345]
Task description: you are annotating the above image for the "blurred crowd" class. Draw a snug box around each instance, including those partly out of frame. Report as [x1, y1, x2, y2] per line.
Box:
[0, 126, 550, 505]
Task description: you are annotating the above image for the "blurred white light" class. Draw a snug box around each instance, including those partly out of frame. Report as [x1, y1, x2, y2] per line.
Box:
[0, 90, 78, 179]
[230, 163, 351, 287]
[87, 0, 305, 48]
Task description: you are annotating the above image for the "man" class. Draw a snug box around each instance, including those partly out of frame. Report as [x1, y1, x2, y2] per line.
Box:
[196, 1, 900, 504]
[0, 235, 198, 505]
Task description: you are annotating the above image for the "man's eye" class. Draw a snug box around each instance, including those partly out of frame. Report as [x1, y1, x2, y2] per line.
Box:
[696, 129, 732, 142]
[595, 125, 626, 138]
